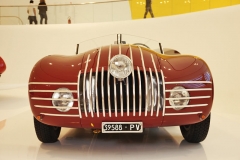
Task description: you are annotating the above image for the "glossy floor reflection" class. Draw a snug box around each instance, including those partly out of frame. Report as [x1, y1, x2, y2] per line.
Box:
[0, 84, 240, 160]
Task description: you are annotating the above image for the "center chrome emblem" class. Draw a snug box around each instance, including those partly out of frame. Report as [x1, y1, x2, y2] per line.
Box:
[109, 55, 133, 80]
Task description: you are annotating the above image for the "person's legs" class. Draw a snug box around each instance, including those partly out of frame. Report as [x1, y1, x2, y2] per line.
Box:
[44, 14, 48, 24]
[33, 16, 38, 24]
[40, 14, 43, 24]
[149, 8, 154, 18]
[144, 7, 150, 18]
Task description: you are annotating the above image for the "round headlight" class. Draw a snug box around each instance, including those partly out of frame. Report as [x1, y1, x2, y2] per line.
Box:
[169, 86, 190, 110]
[109, 55, 133, 79]
[52, 88, 74, 112]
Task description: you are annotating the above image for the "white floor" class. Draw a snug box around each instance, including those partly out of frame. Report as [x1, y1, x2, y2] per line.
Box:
[0, 84, 240, 160]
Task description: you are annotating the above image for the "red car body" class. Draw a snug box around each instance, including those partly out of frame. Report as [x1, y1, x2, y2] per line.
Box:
[0, 57, 6, 77]
[28, 35, 213, 143]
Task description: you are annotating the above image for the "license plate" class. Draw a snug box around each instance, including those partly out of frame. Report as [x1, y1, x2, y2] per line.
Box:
[102, 122, 143, 133]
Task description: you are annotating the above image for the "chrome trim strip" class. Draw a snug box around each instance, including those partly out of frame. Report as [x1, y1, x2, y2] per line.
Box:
[119, 43, 121, 55]
[120, 81, 123, 117]
[126, 77, 129, 116]
[114, 77, 117, 117]
[151, 54, 160, 117]
[107, 45, 112, 117]
[161, 70, 166, 116]
[165, 88, 212, 92]
[149, 68, 154, 116]
[95, 47, 101, 118]
[101, 67, 106, 117]
[83, 54, 90, 117]
[165, 104, 208, 108]
[129, 44, 135, 116]
[164, 111, 202, 116]
[77, 70, 82, 118]
[35, 105, 79, 109]
[138, 46, 148, 116]
[31, 97, 78, 101]
[166, 96, 211, 100]
[137, 67, 142, 116]
[29, 82, 77, 85]
[89, 69, 94, 117]
[165, 81, 212, 84]
[29, 90, 78, 93]
[40, 113, 79, 117]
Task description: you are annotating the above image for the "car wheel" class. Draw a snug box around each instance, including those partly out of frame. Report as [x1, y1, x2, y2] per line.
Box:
[34, 117, 61, 143]
[180, 114, 210, 143]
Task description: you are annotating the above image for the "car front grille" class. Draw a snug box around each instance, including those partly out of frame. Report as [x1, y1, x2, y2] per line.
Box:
[79, 70, 163, 118]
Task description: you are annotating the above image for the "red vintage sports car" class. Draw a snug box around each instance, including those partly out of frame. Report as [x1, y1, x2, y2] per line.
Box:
[0, 57, 6, 77]
[28, 34, 214, 143]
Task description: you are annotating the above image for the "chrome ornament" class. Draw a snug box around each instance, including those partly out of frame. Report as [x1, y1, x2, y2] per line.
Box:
[109, 55, 133, 80]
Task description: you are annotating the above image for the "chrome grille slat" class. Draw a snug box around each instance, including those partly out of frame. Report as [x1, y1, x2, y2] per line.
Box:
[107, 45, 112, 117]
[89, 69, 94, 117]
[165, 104, 208, 108]
[129, 44, 135, 116]
[138, 46, 148, 116]
[120, 81, 123, 117]
[161, 70, 166, 117]
[83, 54, 90, 117]
[29, 90, 78, 93]
[166, 96, 211, 100]
[31, 97, 78, 101]
[95, 47, 101, 117]
[165, 88, 212, 92]
[149, 68, 154, 116]
[165, 81, 212, 84]
[126, 77, 129, 116]
[41, 113, 79, 117]
[151, 54, 161, 117]
[101, 67, 106, 117]
[114, 77, 117, 117]
[137, 67, 142, 116]
[35, 105, 79, 109]
[77, 70, 82, 118]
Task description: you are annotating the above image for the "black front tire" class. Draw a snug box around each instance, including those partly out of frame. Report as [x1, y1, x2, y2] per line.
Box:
[180, 114, 211, 143]
[34, 117, 61, 143]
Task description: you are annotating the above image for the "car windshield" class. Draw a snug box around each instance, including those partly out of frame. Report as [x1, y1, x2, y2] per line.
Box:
[77, 34, 162, 54]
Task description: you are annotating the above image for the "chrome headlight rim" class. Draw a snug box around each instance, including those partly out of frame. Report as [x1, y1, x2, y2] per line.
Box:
[109, 54, 133, 79]
[169, 86, 190, 110]
[52, 88, 74, 112]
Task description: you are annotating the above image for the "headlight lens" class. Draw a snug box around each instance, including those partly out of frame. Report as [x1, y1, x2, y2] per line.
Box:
[169, 86, 189, 110]
[52, 88, 74, 112]
[109, 55, 133, 79]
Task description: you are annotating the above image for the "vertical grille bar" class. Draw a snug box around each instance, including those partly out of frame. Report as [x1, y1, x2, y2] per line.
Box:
[89, 69, 94, 117]
[77, 70, 82, 118]
[114, 77, 117, 117]
[149, 68, 154, 116]
[137, 67, 142, 116]
[107, 45, 112, 117]
[83, 54, 90, 117]
[119, 44, 121, 54]
[95, 47, 101, 117]
[151, 54, 161, 117]
[129, 44, 136, 116]
[126, 77, 129, 116]
[101, 67, 106, 117]
[161, 70, 166, 116]
[138, 46, 148, 116]
[120, 82, 123, 116]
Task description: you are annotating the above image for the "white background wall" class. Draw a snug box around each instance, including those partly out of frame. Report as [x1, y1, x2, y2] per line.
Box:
[0, 5, 240, 113]
[0, 0, 131, 24]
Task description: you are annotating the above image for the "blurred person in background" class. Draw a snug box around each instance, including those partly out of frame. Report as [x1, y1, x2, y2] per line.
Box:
[144, 0, 154, 18]
[38, 0, 48, 24]
[27, 0, 38, 24]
